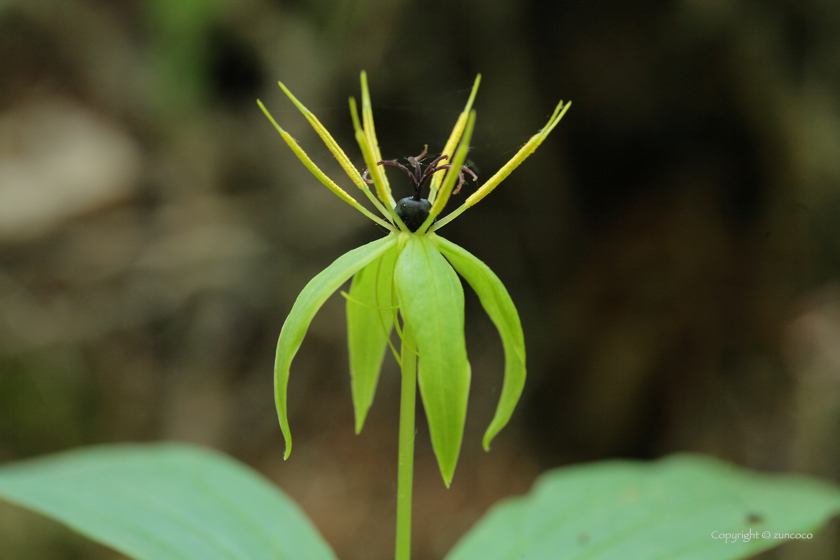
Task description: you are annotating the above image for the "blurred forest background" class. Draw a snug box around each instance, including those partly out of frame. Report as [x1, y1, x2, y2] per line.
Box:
[1, 0, 840, 558]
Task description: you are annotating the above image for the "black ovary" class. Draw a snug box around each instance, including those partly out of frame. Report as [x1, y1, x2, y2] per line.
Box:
[395, 197, 433, 232]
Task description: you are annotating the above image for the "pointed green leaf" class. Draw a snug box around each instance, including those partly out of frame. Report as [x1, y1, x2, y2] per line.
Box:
[276, 234, 398, 459]
[433, 235, 525, 451]
[394, 235, 470, 487]
[446, 454, 840, 560]
[0, 444, 337, 560]
[347, 244, 400, 433]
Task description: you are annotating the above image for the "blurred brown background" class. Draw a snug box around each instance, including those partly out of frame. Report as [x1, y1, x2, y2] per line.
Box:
[1, 0, 839, 558]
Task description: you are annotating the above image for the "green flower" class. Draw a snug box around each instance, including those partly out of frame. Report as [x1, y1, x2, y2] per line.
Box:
[259, 72, 570, 486]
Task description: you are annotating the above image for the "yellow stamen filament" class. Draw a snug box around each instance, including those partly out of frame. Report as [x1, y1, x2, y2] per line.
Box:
[433, 99, 572, 231]
[429, 75, 482, 204]
[360, 71, 395, 207]
[258, 100, 392, 230]
[276, 82, 393, 224]
[350, 98, 408, 232]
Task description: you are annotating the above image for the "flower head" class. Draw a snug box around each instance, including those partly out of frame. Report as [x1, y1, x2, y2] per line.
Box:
[364, 146, 478, 232]
[259, 72, 570, 486]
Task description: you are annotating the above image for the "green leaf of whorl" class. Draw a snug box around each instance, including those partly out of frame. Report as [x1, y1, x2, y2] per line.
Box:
[394, 235, 471, 487]
[347, 244, 400, 433]
[433, 235, 526, 451]
[275, 234, 398, 459]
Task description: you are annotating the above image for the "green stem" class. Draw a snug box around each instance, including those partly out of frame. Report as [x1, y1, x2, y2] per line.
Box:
[395, 325, 416, 560]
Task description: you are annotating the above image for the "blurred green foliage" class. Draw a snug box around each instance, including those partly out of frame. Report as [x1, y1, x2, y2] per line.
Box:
[147, 0, 219, 114]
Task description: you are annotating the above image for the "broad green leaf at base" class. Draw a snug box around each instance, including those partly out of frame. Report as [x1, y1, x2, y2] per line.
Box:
[275, 234, 398, 459]
[445, 454, 840, 560]
[0, 444, 337, 560]
[395, 235, 471, 487]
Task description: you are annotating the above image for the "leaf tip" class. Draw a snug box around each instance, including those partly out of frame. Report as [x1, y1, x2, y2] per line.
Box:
[439, 457, 457, 488]
[354, 413, 366, 435]
[482, 423, 502, 452]
[280, 420, 292, 460]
